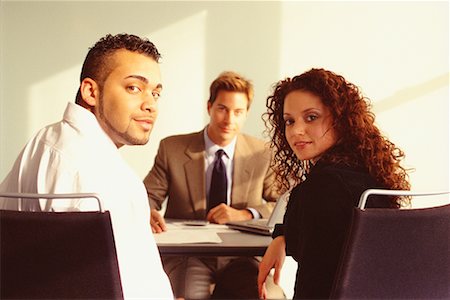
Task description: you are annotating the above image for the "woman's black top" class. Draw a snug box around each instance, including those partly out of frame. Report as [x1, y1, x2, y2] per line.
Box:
[272, 161, 391, 299]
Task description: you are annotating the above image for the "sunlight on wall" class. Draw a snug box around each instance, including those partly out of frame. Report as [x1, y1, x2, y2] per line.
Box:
[119, 10, 208, 179]
[29, 65, 80, 134]
[1, 2, 448, 298]
[375, 83, 449, 208]
[277, 2, 449, 296]
[26, 10, 208, 180]
[278, 1, 449, 206]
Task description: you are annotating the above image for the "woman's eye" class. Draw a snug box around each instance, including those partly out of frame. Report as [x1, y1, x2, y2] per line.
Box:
[284, 118, 293, 126]
[306, 115, 318, 122]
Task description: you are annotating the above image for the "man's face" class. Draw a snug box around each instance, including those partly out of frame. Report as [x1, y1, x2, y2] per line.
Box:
[207, 90, 249, 146]
[94, 49, 162, 148]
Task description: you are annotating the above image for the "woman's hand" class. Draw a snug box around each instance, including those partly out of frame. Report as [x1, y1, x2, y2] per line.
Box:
[258, 236, 286, 299]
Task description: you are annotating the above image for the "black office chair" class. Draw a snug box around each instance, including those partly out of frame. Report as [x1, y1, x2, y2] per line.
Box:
[331, 189, 450, 299]
[0, 192, 123, 299]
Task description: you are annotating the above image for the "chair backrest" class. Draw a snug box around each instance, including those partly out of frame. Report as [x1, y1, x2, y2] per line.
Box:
[0, 193, 123, 299]
[331, 189, 450, 299]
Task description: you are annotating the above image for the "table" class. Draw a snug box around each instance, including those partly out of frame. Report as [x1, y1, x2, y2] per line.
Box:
[157, 228, 273, 256]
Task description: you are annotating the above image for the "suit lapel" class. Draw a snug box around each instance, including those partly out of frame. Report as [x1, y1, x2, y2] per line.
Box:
[231, 134, 252, 207]
[184, 131, 207, 218]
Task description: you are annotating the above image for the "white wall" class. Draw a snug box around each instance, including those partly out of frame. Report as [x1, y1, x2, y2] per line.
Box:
[1, 1, 448, 297]
[0, 0, 282, 177]
[278, 1, 449, 208]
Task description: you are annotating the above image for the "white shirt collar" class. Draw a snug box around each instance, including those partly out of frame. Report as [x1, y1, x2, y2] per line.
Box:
[203, 127, 237, 160]
[64, 102, 117, 150]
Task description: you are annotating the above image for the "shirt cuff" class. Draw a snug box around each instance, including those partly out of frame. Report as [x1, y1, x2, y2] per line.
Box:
[247, 208, 261, 219]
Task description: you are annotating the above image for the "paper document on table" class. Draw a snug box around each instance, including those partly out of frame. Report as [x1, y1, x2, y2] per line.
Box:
[154, 223, 228, 244]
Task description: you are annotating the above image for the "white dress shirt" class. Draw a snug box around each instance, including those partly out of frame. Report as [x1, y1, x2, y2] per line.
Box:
[0, 102, 174, 299]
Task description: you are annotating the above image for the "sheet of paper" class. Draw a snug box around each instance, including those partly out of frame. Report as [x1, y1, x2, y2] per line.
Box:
[154, 223, 235, 244]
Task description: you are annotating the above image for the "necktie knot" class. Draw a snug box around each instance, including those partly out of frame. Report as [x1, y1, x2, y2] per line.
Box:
[216, 149, 225, 159]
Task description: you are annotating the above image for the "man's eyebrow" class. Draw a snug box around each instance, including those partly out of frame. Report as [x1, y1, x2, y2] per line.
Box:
[125, 75, 163, 89]
[125, 75, 148, 83]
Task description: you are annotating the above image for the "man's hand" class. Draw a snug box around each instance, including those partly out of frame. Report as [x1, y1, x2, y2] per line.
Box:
[150, 209, 166, 233]
[206, 203, 253, 224]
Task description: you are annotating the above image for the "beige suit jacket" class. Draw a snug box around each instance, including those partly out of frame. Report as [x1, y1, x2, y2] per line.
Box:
[143, 130, 279, 219]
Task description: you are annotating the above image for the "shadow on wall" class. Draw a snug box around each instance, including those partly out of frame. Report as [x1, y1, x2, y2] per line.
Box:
[1, 1, 282, 178]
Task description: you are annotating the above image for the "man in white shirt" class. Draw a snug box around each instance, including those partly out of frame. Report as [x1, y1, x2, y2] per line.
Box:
[0, 33, 174, 299]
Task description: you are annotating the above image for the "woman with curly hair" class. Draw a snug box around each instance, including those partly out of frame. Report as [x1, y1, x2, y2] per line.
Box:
[257, 68, 410, 299]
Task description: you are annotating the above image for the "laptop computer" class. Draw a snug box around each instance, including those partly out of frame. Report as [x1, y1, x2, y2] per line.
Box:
[226, 193, 288, 236]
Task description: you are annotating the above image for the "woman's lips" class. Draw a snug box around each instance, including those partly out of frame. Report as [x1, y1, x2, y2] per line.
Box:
[293, 141, 311, 150]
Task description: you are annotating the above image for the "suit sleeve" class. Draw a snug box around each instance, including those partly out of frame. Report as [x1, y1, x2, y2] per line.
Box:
[252, 148, 281, 218]
[262, 158, 279, 203]
[143, 140, 170, 211]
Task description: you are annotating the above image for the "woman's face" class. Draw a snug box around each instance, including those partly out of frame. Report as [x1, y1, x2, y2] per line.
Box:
[283, 90, 337, 162]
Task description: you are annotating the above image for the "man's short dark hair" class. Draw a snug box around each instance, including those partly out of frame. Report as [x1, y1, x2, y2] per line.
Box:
[75, 33, 161, 104]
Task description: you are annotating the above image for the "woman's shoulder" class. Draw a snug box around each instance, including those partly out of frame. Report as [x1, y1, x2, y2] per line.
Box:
[293, 162, 379, 208]
[309, 162, 375, 185]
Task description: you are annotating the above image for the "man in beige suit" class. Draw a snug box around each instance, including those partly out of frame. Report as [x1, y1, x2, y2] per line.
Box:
[143, 71, 282, 299]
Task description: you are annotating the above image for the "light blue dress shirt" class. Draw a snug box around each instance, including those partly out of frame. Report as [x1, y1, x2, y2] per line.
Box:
[203, 128, 260, 218]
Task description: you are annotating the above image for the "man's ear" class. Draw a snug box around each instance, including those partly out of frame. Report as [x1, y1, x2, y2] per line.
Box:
[207, 101, 212, 116]
[80, 78, 100, 107]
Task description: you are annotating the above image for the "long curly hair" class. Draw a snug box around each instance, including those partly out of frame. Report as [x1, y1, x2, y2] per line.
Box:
[263, 68, 410, 207]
